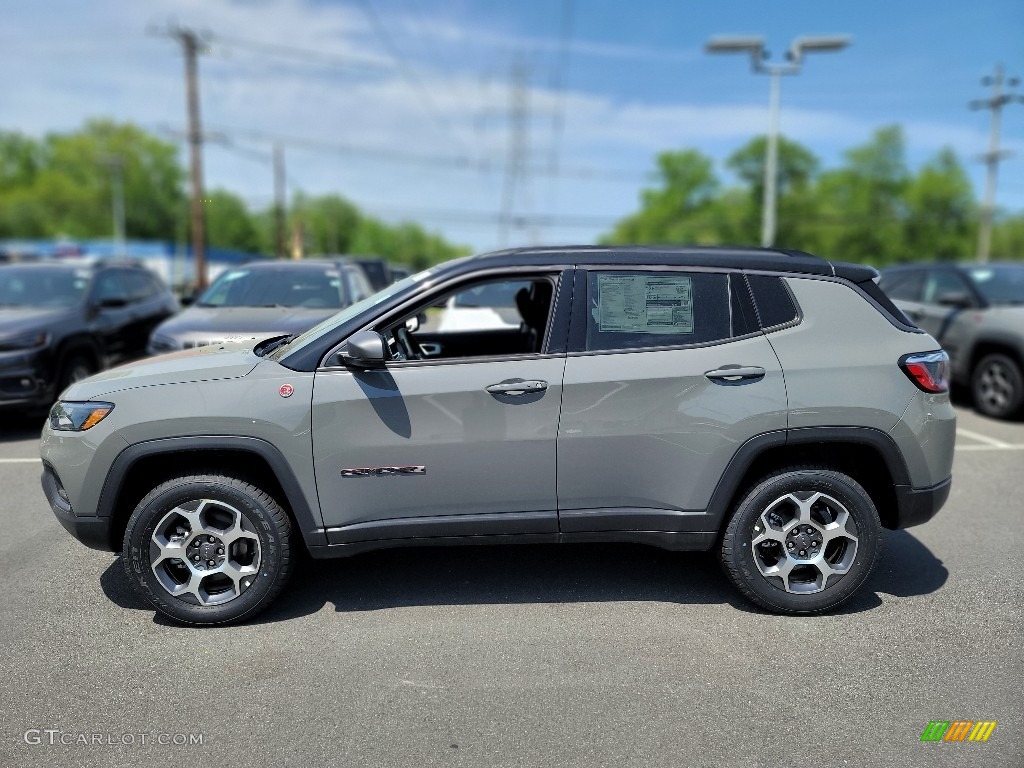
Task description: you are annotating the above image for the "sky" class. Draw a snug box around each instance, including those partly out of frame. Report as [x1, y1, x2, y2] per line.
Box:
[2, 0, 1023, 253]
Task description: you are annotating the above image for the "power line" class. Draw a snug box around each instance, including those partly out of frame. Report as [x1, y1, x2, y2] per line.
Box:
[183, 122, 651, 182]
[205, 32, 391, 74]
[353, 0, 475, 153]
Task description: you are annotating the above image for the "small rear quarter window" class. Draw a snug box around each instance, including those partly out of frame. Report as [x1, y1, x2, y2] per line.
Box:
[747, 275, 799, 329]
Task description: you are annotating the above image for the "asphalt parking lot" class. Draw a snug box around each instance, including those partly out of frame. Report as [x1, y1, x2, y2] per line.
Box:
[0, 403, 1020, 768]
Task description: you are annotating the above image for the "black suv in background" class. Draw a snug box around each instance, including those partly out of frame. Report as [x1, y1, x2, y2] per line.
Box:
[0, 261, 177, 410]
[879, 262, 1024, 419]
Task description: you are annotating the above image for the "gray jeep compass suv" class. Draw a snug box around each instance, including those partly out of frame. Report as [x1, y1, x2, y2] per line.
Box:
[40, 246, 956, 625]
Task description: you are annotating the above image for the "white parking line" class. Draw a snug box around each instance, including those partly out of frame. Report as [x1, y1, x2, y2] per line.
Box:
[0, 458, 41, 464]
[956, 444, 1024, 451]
[956, 428, 1012, 448]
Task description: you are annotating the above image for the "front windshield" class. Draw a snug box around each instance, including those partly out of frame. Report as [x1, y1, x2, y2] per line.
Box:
[965, 265, 1024, 305]
[197, 265, 346, 309]
[0, 266, 90, 308]
[266, 266, 444, 362]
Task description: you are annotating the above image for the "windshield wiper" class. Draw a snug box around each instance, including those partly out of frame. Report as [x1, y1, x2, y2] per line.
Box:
[255, 334, 295, 357]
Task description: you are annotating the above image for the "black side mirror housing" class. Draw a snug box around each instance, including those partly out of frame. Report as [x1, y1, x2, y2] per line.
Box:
[340, 330, 386, 368]
[937, 291, 973, 310]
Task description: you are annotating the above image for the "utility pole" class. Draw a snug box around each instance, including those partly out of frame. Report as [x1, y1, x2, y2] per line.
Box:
[706, 35, 850, 247]
[970, 65, 1023, 263]
[102, 155, 126, 257]
[273, 142, 287, 259]
[158, 25, 210, 289]
[498, 58, 532, 247]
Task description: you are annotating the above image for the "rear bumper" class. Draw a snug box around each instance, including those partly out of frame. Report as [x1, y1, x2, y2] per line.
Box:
[892, 476, 951, 529]
[41, 464, 113, 551]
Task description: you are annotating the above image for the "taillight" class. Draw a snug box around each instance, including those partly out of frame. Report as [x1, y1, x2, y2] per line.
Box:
[899, 350, 950, 393]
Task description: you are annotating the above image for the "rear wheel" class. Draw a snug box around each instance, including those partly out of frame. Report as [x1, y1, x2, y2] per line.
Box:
[720, 468, 881, 614]
[123, 474, 293, 626]
[971, 353, 1023, 420]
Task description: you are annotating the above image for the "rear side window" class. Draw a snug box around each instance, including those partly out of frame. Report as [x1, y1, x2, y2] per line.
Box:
[584, 271, 754, 352]
[746, 275, 799, 329]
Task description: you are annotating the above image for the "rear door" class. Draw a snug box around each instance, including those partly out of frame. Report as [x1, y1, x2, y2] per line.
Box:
[557, 268, 788, 534]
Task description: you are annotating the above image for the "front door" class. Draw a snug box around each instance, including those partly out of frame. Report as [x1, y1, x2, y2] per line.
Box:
[311, 271, 567, 545]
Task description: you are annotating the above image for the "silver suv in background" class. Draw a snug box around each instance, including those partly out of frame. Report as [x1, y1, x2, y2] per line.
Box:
[147, 258, 374, 354]
[879, 262, 1024, 419]
[41, 246, 956, 625]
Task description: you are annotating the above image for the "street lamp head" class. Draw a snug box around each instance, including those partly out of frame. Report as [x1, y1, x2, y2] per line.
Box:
[705, 36, 765, 55]
[789, 35, 851, 63]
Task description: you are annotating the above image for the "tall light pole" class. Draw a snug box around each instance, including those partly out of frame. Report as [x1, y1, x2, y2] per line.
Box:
[706, 35, 850, 248]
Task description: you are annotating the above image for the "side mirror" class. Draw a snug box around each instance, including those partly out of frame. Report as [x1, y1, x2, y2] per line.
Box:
[340, 330, 386, 368]
[179, 294, 196, 307]
[937, 291, 973, 309]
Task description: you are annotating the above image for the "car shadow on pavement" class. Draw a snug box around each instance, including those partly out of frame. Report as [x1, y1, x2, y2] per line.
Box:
[99, 531, 949, 625]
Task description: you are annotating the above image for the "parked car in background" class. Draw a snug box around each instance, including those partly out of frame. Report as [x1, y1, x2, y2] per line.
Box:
[388, 265, 412, 282]
[147, 258, 374, 354]
[351, 257, 392, 292]
[0, 261, 176, 410]
[879, 262, 1024, 419]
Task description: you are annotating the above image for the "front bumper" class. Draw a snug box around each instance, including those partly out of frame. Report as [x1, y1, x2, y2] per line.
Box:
[892, 476, 952, 529]
[0, 351, 51, 407]
[41, 463, 113, 551]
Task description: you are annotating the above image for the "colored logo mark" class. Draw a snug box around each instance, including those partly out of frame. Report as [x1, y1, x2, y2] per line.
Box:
[920, 721, 997, 742]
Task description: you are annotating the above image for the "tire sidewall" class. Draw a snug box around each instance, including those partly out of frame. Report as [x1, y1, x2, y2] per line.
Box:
[972, 353, 1024, 419]
[722, 470, 881, 614]
[123, 477, 289, 625]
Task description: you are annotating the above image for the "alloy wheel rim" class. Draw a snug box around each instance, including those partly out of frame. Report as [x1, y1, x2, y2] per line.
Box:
[978, 361, 1014, 411]
[149, 499, 262, 606]
[750, 491, 859, 594]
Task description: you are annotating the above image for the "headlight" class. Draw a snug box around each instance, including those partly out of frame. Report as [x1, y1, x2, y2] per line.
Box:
[0, 331, 49, 352]
[49, 401, 115, 431]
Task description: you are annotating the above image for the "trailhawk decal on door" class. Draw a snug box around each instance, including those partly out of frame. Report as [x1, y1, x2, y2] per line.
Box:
[340, 466, 426, 477]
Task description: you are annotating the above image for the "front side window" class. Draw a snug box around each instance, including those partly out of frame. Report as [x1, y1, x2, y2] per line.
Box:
[585, 271, 752, 352]
[380, 275, 555, 362]
[922, 270, 971, 304]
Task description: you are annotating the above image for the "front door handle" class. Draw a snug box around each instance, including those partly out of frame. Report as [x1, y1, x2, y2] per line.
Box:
[705, 366, 766, 384]
[486, 379, 548, 396]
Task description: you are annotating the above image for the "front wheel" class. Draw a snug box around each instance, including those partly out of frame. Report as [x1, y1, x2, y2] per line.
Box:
[971, 353, 1024, 420]
[719, 468, 881, 614]
[123, 474, 293, 626]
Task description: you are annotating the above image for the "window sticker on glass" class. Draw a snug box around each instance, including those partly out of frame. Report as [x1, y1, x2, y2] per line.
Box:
[597, 274, 694, 334]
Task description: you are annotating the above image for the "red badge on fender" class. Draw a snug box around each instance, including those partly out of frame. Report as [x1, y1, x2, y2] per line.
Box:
[279, 384, 294, 398]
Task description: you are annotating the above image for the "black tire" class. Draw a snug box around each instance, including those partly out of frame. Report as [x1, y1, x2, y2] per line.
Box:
[123, 474, 293, 626]
[971, 353, 1024, 420]
[58, 352, 95, 392]
[720, 468, 881, 614]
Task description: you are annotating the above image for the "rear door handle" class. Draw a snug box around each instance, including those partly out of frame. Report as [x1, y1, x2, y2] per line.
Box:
[705, 366, 766, 383]
[486, 379, 548, 396]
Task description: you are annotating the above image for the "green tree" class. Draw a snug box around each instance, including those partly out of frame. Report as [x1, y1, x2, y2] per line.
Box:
[903, 148, 976, 261]
[0, 120, 184, 240]
[602, 150, 719, 244]
[812, 125, 910, 264]
[724, 135, 821, 249]
[204, 189, 261, 253]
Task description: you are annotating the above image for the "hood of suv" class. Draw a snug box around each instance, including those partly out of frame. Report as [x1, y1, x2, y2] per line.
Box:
[153, 305, 336, 345]
[60, 342, 261, 401]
